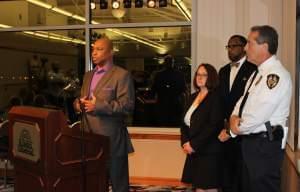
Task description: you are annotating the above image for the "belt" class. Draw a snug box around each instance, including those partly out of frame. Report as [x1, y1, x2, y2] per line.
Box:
[243, 132, 268, 139]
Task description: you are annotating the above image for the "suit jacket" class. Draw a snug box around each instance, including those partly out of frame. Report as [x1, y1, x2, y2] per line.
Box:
[218, 60, 257, 120]
[80, 65, 135, 157]
[180, 90, 223, 154]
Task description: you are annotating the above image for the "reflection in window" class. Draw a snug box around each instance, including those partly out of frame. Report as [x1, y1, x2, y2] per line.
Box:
[0, 26, 191, 128]
[0, 30, 85, 123]
[92, 26, 191, 127]
[92, 0, 192, 24]
[0, 0, 85, 27]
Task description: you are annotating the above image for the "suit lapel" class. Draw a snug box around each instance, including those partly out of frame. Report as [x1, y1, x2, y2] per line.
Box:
[224, 65, 231, 95]
[93, 65, 117, 95]
[84, 71, 94, 96]
[230, 62, 248, 92]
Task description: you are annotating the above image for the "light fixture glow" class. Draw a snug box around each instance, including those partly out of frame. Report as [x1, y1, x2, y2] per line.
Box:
[90, 2, 96, 10]
[174, 0, 191, 21]
[23, 0, 168, 52]
[147, 0, 156, 8]
[71, 15, 86, 22]
[27, 0, 52, 9]
[51, 7, 73, 17]
[0, 24, 11, 28]
[112, 0, 121, 9]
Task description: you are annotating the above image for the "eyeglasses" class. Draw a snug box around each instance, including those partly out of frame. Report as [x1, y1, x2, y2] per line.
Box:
[225, 44, 243, 50]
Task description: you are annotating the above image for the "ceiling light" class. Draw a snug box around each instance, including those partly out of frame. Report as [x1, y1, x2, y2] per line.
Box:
[100, 0, 108, 9]
[23, 0, 168, 53]
[159, 0, 167, 7]
[147, 0, 156, 8]
[112, 0, 121, 9]
[123, 0, 132, 8]
[135, 0, 143, 8]
[27, 0, 52, 9]
[0, 24, 11, 28]
[174, 0, 191, 21]
[90, 1, 96, 10]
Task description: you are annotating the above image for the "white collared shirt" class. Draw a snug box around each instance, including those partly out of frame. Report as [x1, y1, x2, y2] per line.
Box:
[231, 56, 292, 135]
[229, 56, 246, 90]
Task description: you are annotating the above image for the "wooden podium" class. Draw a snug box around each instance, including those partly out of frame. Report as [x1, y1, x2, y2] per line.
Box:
[8, 106, 109, 192]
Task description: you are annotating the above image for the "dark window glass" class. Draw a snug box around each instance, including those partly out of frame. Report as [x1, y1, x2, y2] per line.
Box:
[91, 26, 191, 127]
[0, 30, 85, 123]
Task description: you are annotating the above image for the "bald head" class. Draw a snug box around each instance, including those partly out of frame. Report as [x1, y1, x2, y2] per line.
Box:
[92, 36, 114, 67]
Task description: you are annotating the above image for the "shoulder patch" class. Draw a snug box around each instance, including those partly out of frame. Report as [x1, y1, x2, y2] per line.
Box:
[266, 74, 280, 89]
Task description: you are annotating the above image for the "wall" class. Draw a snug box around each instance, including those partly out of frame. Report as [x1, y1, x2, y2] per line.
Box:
[282, 0, 297, 151]
[194, 0, 285, 70]
[194, 0, 297, 150]
[128, 128, 185, 182]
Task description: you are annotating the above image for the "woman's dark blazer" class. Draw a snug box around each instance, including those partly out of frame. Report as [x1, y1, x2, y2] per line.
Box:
[180, 89, 224, 154]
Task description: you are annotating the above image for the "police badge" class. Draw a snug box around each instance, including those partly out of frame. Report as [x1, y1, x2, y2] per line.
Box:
[267, 74, 280, 89]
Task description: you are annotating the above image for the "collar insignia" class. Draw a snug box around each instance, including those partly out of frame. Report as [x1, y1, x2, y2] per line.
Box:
[255, 75, 262, 85]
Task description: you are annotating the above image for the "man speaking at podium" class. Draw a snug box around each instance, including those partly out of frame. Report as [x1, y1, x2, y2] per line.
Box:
[74, 35, 135, 192]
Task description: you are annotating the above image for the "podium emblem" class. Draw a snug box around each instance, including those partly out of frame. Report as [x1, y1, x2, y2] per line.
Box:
[13, 121, 40, 162]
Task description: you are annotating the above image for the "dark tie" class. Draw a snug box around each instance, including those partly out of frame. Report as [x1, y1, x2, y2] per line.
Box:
[238, 70, 258, 117]
[230, 62, 239, 68]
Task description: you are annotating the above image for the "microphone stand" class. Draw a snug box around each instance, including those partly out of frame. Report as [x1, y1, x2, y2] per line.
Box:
[78, 99, 93, 192]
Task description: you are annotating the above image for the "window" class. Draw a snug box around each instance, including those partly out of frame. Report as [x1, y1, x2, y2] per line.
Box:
[0, 0, 192, 128]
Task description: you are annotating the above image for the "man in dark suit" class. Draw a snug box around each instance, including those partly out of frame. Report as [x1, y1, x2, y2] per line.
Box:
[74, 35, 134, 192]
[218, 35, 257, 192]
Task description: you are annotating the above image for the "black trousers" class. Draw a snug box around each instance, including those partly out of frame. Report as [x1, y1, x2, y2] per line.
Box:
[221, 138, 243, 192]
[241, 136, 284, 192]
[108, 155, 129, 192]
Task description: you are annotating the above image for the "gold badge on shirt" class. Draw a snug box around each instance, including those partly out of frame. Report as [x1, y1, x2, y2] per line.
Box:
[266, 74, 280, 89]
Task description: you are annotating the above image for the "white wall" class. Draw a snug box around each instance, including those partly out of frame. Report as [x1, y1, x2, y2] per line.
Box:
[194, 0, 286, 70]
[128, 128, 185, 180]
[282, 0, 297, 150]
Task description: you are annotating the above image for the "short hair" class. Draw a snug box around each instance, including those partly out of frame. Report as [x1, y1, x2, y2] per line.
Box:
[229, 35, 247, 46]
[193, 63, 219, 91]
[251, 25, 278, 54]
[94, 33, 113, 50]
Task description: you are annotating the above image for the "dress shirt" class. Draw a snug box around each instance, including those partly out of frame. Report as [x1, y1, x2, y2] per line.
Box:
[89, 63, 112, 98]
[184, 104, 197, 127]
[232, 56, 292, 135]
[229, 56, 246, 90]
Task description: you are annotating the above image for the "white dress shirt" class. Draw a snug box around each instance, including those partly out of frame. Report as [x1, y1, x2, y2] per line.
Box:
[229, 56, 246, 90]
[184, 104, 197, 127]
[232, 56, 292, 135]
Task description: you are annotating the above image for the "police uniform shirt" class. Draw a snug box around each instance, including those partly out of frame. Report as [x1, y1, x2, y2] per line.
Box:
[232, 56, 292, 135]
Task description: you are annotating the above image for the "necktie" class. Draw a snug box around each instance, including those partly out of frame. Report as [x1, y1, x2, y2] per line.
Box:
[230, 62, 239, 68]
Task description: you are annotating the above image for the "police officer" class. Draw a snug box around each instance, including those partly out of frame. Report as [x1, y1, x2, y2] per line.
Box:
[229, 25, 292, 192]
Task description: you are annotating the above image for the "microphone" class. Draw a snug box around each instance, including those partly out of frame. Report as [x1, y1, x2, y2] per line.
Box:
[63, 78, 79, 91]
